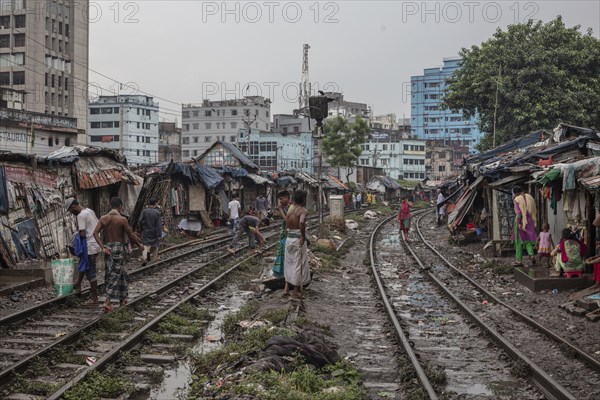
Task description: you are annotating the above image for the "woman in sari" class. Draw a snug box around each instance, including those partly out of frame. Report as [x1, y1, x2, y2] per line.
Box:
[551, 229, 586, 276]
[511, 186, 537, 266]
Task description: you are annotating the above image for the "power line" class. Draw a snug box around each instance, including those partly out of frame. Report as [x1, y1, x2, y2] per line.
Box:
[12, 28, 183, 108]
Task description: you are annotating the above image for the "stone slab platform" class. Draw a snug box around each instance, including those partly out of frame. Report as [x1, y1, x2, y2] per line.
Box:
[514, 267, 594, 292]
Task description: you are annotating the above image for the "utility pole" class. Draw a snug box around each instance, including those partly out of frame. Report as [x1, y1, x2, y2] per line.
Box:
[242, 110, 256, 156]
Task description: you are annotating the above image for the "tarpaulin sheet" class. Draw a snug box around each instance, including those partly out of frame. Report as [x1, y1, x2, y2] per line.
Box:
[221, 166, 248, 178]
[277, 176, 297, 188]
[172, 163, 197, 184]
[195, 164, 224, 190]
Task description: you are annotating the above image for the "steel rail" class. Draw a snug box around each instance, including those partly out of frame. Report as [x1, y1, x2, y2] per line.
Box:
[48, 218, 328, 399]
[0, 210, 363, 391]
[369, 209, 439, 400]
[408, 211, 577, 400]
[0, 212, 330, 327]
[414, 211, 600, 372]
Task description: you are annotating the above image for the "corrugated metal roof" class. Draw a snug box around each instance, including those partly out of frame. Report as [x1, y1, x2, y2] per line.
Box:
[579, 175, 600, 191]
[246, 173, 271, 185]
[328, 175, 348, 190]
[75, 156, 137, 189]
[219, 141, 258, 170]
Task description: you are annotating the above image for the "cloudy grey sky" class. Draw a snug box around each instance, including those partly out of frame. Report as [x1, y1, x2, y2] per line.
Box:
[88, 1, 600, 123]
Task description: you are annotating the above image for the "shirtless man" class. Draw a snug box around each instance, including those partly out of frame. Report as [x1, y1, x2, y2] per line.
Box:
[284, 190, 310, 299]
[93, 197, 143, 312]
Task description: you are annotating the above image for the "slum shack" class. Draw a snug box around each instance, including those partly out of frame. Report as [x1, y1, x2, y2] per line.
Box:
[130, 161, 224, 235]
[455, 124, 600, 256]
[366, 175, 402, 202]
[196, 141, 269, 217]
[0, 146, 138, 269]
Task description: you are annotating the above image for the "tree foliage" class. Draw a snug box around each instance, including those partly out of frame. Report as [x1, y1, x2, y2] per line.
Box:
[322, 116, 369, 182]
[443, 17, 600, 150]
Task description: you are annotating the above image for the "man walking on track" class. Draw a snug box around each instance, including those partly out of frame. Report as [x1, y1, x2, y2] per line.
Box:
[138, 197, 163, 266]
[228, 195, 241, 236]
[284, 190, 310, 299]
[66, 198, 100, 306]
[93, 197, 143, 313]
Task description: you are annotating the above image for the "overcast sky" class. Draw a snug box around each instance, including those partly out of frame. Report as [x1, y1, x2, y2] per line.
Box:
[88, 1, 600, 124]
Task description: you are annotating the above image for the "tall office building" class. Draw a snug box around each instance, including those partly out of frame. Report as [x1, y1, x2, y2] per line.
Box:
[410, 57, 482, 153]
[0, 0, 89, 143]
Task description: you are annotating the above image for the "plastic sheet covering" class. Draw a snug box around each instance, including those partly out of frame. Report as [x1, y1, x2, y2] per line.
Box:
[51, 258, 74, 297]
[118, 174, 143, 214]
[221, 166, 248, 178]
[219, 189, 230, 215]
[246, 173, 270, 185]
[277, 175, 297, 188]
[195, 164, 224, 189]
[172, 163, 197, 184]
[0, 166, 9, 214]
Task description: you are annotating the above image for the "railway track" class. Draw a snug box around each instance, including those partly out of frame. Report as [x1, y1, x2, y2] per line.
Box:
[411, 211, 600, 399]
[369, 209, 600, 400]
[370, 210, 537, 400]
[0, 210, 365, 399]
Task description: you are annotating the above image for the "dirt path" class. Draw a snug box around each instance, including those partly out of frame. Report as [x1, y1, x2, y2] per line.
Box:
[304, 216, 402, 400]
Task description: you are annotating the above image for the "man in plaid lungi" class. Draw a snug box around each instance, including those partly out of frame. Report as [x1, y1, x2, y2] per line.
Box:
[94, 197, 143, 313]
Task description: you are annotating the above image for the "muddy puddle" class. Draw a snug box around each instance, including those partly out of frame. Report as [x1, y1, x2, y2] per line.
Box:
[144, 286, 255, 400]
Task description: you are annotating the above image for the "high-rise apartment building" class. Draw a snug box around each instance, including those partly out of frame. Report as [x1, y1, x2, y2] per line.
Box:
[88, 95, 159, 166]
[181, 96, 271, 159]
[410, 57, 482, 153]
[0, 0, 89, 143]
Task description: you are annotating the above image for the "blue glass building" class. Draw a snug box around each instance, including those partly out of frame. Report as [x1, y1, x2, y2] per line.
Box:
[411, 57, 482, 153]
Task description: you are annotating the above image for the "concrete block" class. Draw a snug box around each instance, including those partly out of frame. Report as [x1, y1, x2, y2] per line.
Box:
[514, 267, 594, 292]
[140, 354, 176, 364]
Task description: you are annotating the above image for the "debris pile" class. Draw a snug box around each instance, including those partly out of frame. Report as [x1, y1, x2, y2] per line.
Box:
[247, 328, 340, 372]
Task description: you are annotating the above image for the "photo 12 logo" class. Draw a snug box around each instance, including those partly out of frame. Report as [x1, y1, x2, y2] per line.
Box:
[401, 1, 540, 24]
[201, 81, 342, 104]
[28, 1, 141, 24]
[201, 1, 340, 23]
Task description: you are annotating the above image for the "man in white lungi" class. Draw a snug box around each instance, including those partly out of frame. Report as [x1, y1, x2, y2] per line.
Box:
[284, 190, 310, 299]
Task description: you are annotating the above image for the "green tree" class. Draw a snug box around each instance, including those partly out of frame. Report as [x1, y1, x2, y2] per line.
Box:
[443, 17, 600, 150]
[322, 116, 370, 183]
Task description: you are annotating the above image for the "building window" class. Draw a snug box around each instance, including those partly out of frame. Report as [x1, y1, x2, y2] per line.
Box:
[101, 107, 112, 114]
[14, 15, 25, 28]
[193, 123, 199, 130]
[182, 111, 190, 118]
[381, 159, 389, 166]
[65, 23, 69, 37]
[101, 121, 113, 128]
[231, 109, 238, 116]
[182, 137, 189, 145]
[192, 110, 199, 117]
[146, 137, 150, 143]
[293, 126, 299, 134]
[90, 122, 101, 128]
[48, 137, 53, 147]
[193, 150, 198, 156]
[230, 135, 236, 142]
[205, 136, 212, 142]
[182, 150, 190, 157]
[205, 110, 211, 116]
[193, 136, 199, 143]
[13, 33, 25, 47]
[65, 138, 71, 146]
[205, 123, 211, 129]
[90, 108, 100, 115]
[438, 165, 446, 172]
[113, 107, 119, 113]
[0, 71, 9, 84]
[231, 122, 237, 129]
[137, 122, 140, 129]
[183, 124, 189, 131]
[12, 71, 24, 84]
[382, 144, 387, 151]
[0, 35, 9, 47]
[0, 16, 9, 28]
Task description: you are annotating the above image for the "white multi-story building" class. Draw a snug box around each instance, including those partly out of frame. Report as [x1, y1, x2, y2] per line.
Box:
[181, 96, 271, 159]
[0, 0, 89, 143]
[88, 95, 159, 165]
[358, 130, 426, 180]
[324, 92, 371, 124]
